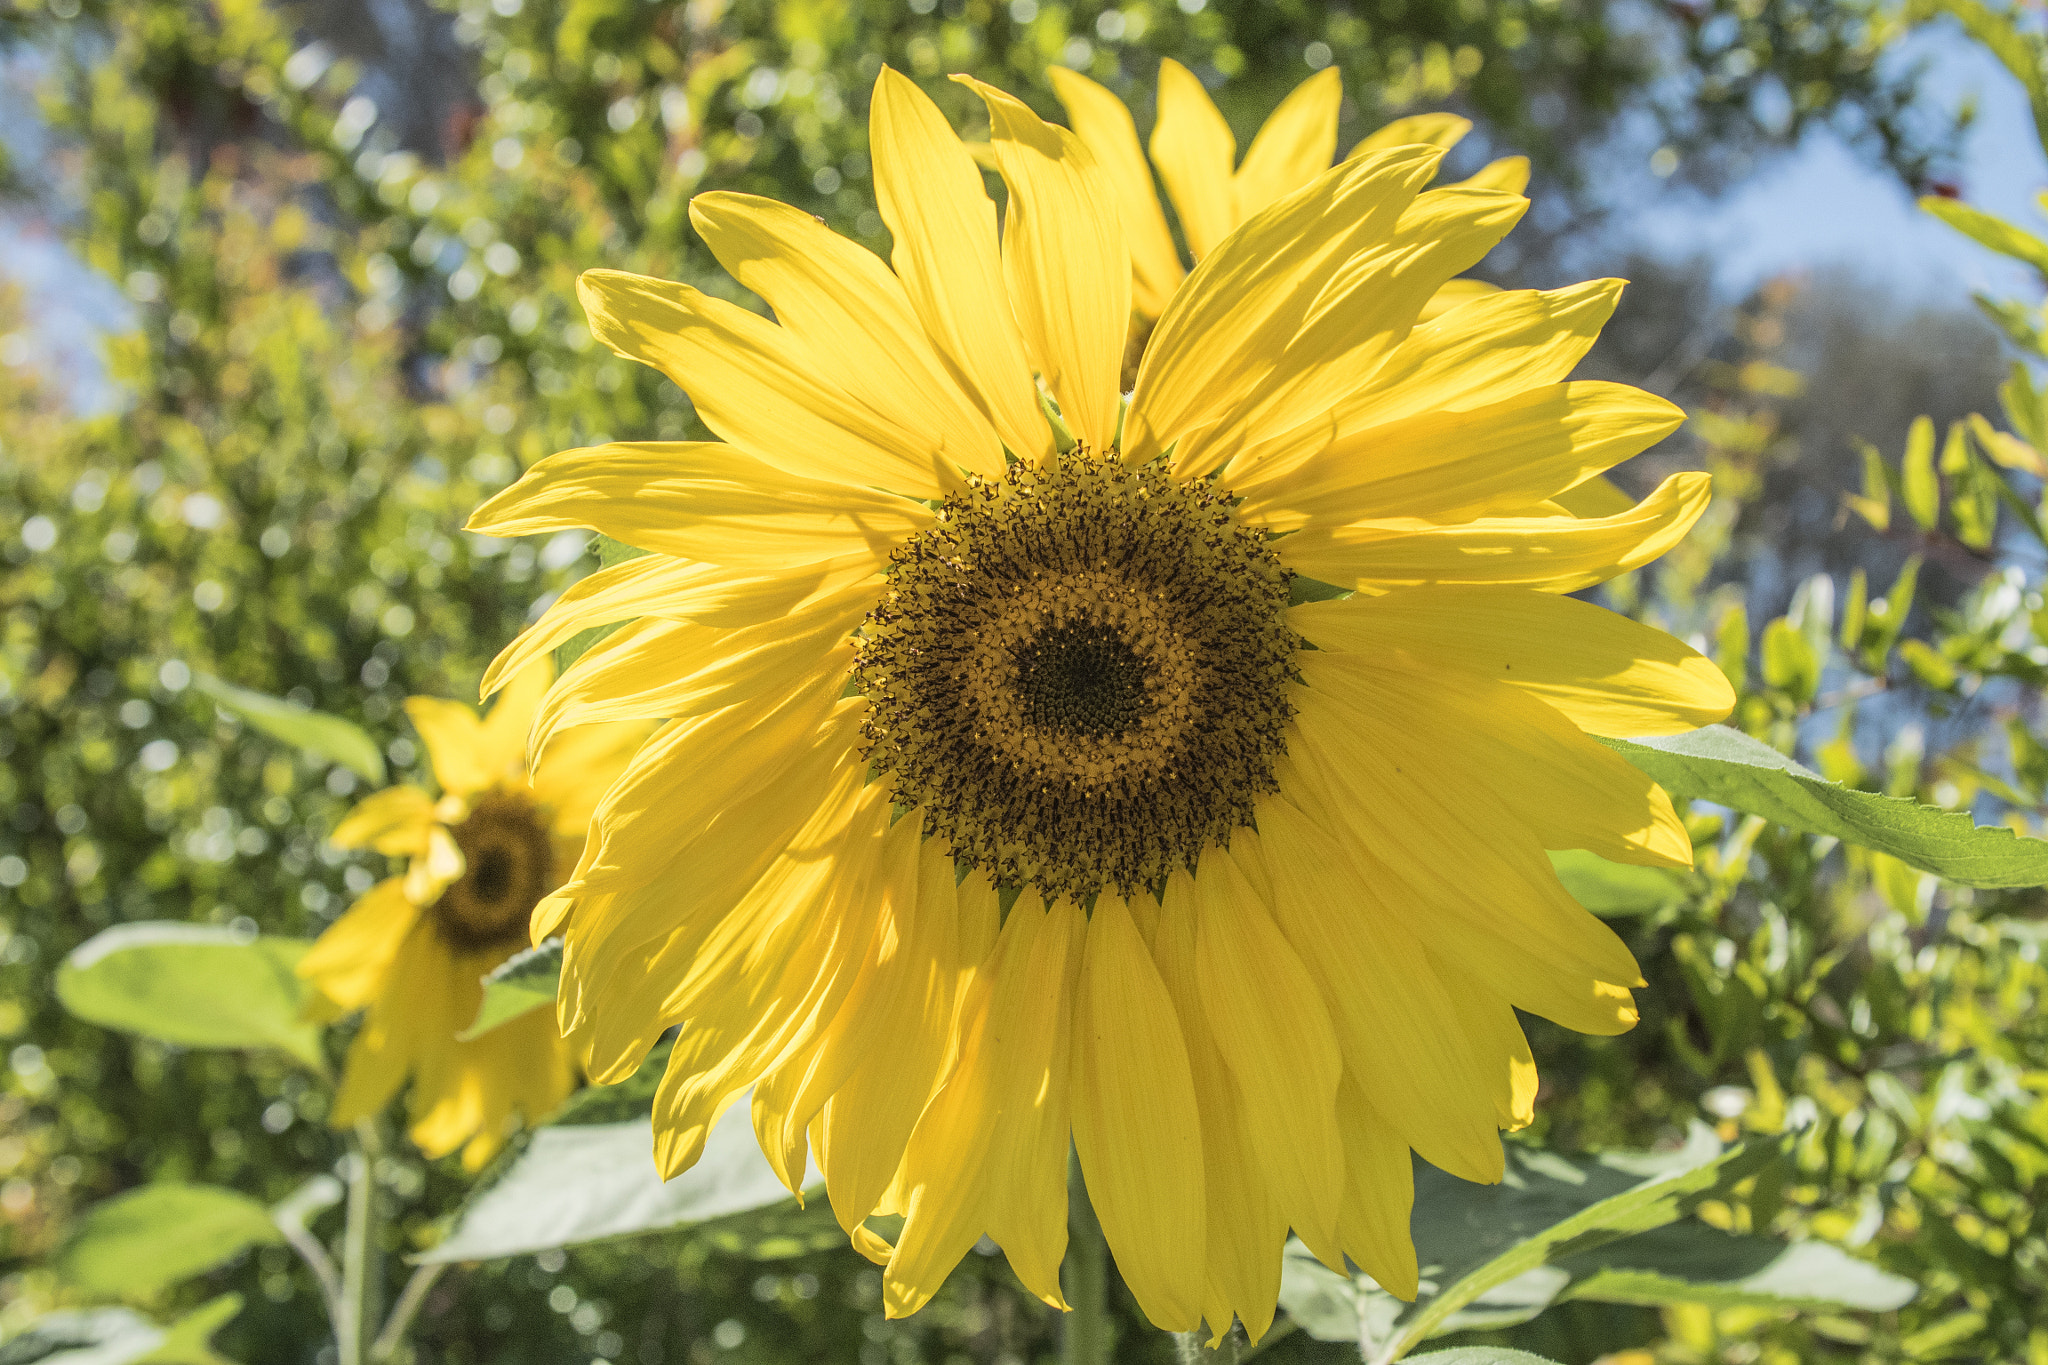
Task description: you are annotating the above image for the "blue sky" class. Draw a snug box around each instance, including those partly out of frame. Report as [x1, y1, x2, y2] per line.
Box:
[1625, 24, 2048, 304]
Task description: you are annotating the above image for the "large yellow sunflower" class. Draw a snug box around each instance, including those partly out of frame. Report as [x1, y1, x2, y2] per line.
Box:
[297, 664, 646, 1168]
[467, 69, 1732, 1341]
[1049, 59, 1528, 328]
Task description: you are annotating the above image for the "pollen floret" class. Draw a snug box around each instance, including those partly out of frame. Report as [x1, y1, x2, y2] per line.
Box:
[854, 446, 1296, 901]
[434, 790, 554, 948]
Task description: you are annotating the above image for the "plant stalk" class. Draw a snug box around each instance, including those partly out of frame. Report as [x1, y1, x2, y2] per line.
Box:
[337, 1119, 386, 1365]
[1062, 1150, 1111, 1365]
[369, 1262, 447, 1364]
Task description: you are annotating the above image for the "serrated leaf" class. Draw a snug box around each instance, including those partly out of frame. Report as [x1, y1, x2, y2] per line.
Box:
[415, 1102, 813, 1265]
[1280, 1126, 1777, 1362]
[1600, 726, 2048, 888]
[460, 939, 563, 1039]
[56, 1185, 281, 1298]
[56, 924, 324, 1069]
[193, 675, 384, 784]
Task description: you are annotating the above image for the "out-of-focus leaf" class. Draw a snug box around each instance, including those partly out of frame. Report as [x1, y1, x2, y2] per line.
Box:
[56, 1185, 281, 1298]
[1845, 440, 1891, 531]
[1549, 850, 1686, 917]
[1601, 726, 2048, 887]
[1862, 556, 1921, 666]
[1921, 197, 2048, 275]
[1898, 639, 1961, 691]
[1560, 1225, 1916, 1312]
[0, 1296, 241, 1365]
[1940, 421, 1999, 551]
[417, 1097, 816, 1264]
[1279, 1126, 1777, 1362]
[55, 924, 323, 1069]
[1969, 412, 2046, 477]
[460, 939, 562, 1040]
[1901, 414, 1940, 530]
[1761, 618, 1820, 703]
[193, 674, 385, 784]
[1401, 1353, 1566, 1365]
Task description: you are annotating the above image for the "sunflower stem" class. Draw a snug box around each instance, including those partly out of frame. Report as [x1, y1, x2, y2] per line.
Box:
[1062, 1150, 1112, 1365]
[336, 1119, 386, 1365]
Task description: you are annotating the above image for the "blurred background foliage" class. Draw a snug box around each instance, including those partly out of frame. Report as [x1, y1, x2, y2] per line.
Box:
[3, 0, 2048, 1360]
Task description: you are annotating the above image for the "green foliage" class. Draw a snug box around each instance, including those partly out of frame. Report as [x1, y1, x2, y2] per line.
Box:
[459, 939, 562, 1039]
[54, 1186, 280, 1300]
[190, 677, 385, 785]
[1599, 728, 2048, 887]
[54, 925, 324, 1070]
[0, 1295, 242, 1365]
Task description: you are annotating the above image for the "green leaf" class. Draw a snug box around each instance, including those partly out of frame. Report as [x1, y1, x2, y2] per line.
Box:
[1901, 414, 1940, 530]
[193, 674, 385, 784]
[1402, 1353, 1567, 1365]
[1921, 197, 2048, 276]
[1600, 726, 2048, 888]
[1559, 1224, 1915, 1313]
[0, 1296, 241, 1365]
[56, 924, 324, 1069]
[56, 1185, 281, 1298]
[416, 1094, 814, 1264]
[1280, 1126, 1777, 1362]
[460, 939, 563, 1040]
[1548, 850, 1685, 917]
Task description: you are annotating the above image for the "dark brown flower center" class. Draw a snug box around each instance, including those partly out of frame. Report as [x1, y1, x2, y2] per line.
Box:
[853, 445, 1296, 902]
[433, 790, 553, 949]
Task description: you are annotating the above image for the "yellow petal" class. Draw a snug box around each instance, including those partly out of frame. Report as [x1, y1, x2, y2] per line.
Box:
[1454, 155, 1531, 194]
[818, 831, 979, 1233]
[1149, 58, 1237, 261]
[1047, 67, 1185, 319]
[1193, 851, 1344, 1268]
[1287, 683, 1645, 1035]
[869, 67, 1051, 464]
[1279, 470, 1712, 594]
[576, 269, 954, 498]
[1301, 650, 1689, 870]
[1430, 959, 1541, 1130]
[479, 658, 552, 782]
[404, 697, 495, 798]
[689, 192, 1004, 479]
[1415, 275, 1500, 324]
[957, 76, 1128, 455]
[1072, 890, 1206, 1332]
[1239, 381, 1684, 530]
[1189, 185, 1527, 476]
[981, 893, 1086, 1311]
[1150, 874, 1287, 1344]
[1291, 584, 1734, 738]
[1347, 112, 1471, 159]
[1554, 473, 1637, 519]
[650, 777, 892, 1174]
[1251, 800, 1504, 1185]
[329, 918, 444, 1127]
[527, 586, 869, 764]
[886, 891, 1078, 1317]
[753, 808, 930, 1191]
[1127, 145, 1445, 468]
[403, 824, 466, 905]
[1232, 68, 1341, 222]
[481, 554, 883, 704]
[1333, 1073, 1419, 1300]
[529, 719, 652, 840]
[468, 441, 930, 569]
[297, 877, 421, 1016]
[330, 786, 436, 856]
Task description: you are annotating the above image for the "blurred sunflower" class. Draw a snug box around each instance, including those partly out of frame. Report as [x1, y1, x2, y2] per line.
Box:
[297, 664, 646, 1168]
[467, 69, 1732, 1341]
[1049, 59, 1530, 362]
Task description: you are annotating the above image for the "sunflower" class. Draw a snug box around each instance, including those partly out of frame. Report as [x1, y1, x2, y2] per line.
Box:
[297, 664, 646, 1168]
[467, 69, 1732, 1341]
[1048, 58, 1529, 344]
